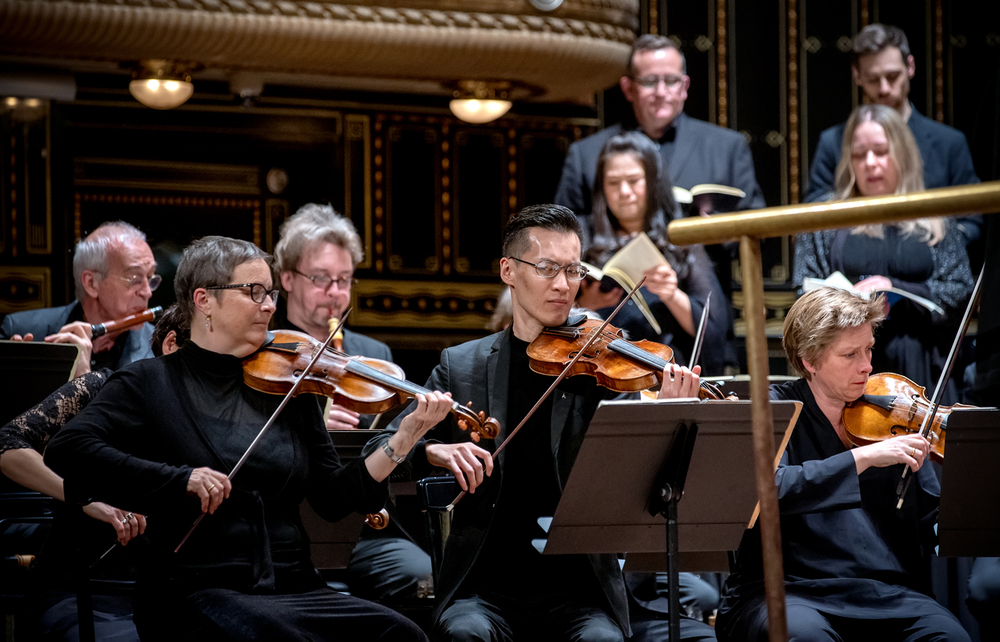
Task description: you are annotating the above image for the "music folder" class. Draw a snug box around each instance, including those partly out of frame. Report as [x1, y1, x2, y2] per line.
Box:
[0, 340, 79, 426]
[938, 407, 1000, 556]
[536, 398, 801, 572]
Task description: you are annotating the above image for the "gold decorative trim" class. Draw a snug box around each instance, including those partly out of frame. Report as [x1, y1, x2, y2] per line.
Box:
[441, 122, 452, 277]
[0, 1, 637, 102]
[787, 0, 800, 204]
[345, 114, 373, 270]
[373, 116, 385, 273]
[75, 193, 263, 247]
[0, 266, 52, 313]
[716, 0, 728, 128]
[731, 289, 797, 338]
[74, 158, 261, 195]
[25, 101, 53, 255]
[933, 0, 944, 122]
[352, 279, 505, 330]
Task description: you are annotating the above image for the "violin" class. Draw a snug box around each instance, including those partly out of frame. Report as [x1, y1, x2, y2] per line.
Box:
[842, 372, 974, 463]
[242, 330, 500, 441]
[526, 318, 732, 400]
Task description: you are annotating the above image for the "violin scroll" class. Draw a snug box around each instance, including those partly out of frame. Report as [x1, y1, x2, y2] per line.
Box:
[455, 403, 500, 442]
[698, 380, 738, 401]
[364, 509, 389, 530]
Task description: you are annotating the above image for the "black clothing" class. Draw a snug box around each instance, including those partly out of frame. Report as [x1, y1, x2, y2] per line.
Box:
[467, 336, 598, 602]
[44, 341, 423, 641]
[372, 328, 631, 638]
[0, 368, 142, 642]
[555, 114, 766, 220]
[804, 104, 982, 247]
[794, 225, 974, 404]
[0, 300, 155, 373]
[716, 379, 969, 642]
[277, 316, 434, 602]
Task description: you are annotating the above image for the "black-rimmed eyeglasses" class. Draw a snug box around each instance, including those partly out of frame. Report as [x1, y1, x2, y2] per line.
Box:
[205, 283, 279, 304]
[508, 257, 589, 281]
[293, 269, 356, 292]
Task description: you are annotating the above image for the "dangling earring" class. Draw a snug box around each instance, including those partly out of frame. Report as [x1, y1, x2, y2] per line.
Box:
[205, 314, 212, 331]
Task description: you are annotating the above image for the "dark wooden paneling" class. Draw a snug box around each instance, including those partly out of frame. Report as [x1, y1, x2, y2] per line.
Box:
[663, 0, 715, 124]
[800, 0, 857, 194]
[453, 129, 505, 276]
[519, 132, 573, 210]
[385, 124, 440, 274]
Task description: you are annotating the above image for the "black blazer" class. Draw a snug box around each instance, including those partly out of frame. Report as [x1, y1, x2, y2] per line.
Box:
[371, 328, 632, 635]
[340, 328, 393, 431]
[554, 113, 766, 218]
[804, 106, 981, 243]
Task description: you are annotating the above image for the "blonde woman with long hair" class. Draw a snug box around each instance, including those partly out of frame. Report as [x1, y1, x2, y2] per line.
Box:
[793, 104, 973, 402]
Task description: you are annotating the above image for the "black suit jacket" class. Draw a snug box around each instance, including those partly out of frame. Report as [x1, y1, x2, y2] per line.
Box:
[371, 328, 632, 634]
[0, 300, 155, 370]
[340, 328, 393, 431]
[804, 106, 982, 242]
[555, 113, 766, 218]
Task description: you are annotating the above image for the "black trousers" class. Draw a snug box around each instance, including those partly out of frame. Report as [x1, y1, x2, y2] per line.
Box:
[436, 590, 623, 642]
[133, 585, 427, 642]
[718, 592, 971, 642]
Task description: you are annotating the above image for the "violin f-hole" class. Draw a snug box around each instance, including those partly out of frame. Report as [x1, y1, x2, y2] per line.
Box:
[568, 348, 601, 360]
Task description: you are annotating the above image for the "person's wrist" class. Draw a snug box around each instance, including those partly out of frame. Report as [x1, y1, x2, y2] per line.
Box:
[387, 433, 417, 459]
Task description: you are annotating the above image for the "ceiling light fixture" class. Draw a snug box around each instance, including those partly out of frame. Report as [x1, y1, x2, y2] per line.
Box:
[449, 80, 513, 124]
[128, 60, 196, 110]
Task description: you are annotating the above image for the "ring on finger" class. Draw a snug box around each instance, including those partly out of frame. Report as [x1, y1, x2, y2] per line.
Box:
[207, 483, 216, 492]
[121, 512, 134, 525]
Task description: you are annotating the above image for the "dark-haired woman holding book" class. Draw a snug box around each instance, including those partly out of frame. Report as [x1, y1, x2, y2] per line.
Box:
[578, 130, 735, 376]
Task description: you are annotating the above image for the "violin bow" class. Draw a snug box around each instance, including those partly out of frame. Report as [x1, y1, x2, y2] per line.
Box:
[896, 265, 984, 509]
[174, 309, 353, 552]
[688, 291, 711, 369]
[446, 278, 647, 511]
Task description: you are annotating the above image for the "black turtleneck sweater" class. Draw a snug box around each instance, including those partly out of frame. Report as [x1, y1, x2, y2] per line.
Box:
[45, 341, 387, 596]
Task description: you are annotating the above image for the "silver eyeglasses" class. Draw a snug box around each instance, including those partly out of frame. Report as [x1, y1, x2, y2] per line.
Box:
[508, 257, 589, 281]
[293, 269, 356, 292]
[111, 273, 162, 292]
[632, 74, 685, 89]
[205, 283, 279, 304]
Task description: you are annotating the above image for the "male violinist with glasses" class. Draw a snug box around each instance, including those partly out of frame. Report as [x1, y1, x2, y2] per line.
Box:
[372, 204, 702, 642]
[1, 221, 158, 378]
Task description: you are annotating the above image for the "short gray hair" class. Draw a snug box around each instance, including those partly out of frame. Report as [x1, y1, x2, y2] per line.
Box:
[273, 204, 363, 275]
[174, 236, 271, 322]
[72, 221, 148, 301]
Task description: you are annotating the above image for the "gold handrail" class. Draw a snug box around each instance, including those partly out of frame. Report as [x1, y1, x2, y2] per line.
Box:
[668, 181, 1000, 246]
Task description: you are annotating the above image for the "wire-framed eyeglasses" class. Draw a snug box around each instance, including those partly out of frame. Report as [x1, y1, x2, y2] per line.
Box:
[204, 283, 279, 304]
[508, 257, 589, 281]
[111, 273, 162, 292]
[631, 74, 685, 90]
[293, 269, 356, 292]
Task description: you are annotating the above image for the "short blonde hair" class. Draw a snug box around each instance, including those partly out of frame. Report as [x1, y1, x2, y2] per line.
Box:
[783, 287, 886, 379]
[833, 104, 944, 245]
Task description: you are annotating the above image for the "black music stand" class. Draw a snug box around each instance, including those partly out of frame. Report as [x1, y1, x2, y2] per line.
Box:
[0, 340, 79, 426]
[938, 407, 1000, 556]
[536, 398, 801, 639]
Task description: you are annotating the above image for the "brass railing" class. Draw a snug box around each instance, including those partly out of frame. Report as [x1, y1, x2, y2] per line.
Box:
[667, 180, 1000, 642]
